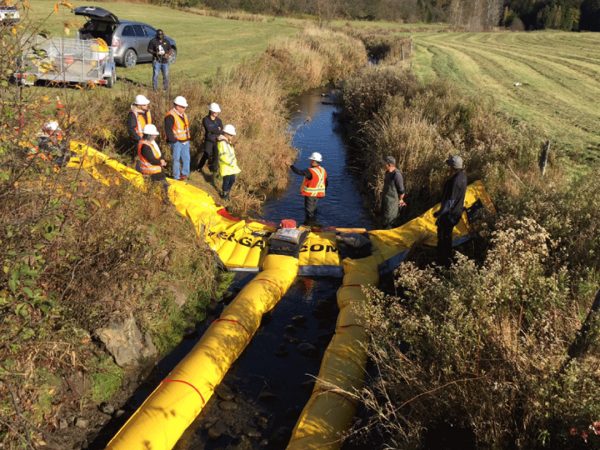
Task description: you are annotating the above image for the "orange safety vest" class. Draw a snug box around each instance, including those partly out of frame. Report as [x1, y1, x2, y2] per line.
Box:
[165, 109, 190, 142]
[300, 166, 327, 198]
[137, 140, 162, 175]
[134, 110, 152, 138]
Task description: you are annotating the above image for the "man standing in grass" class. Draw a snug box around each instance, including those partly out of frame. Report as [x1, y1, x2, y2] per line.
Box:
[381, 155, 406, 229]
[216, 124, 240, 200]
[165, 96, 191, 181]
[198, 102, 223, 178]
[290, 152, 328, 227]
[127, 94, 152, 162]
[433, 155, 467, 266]
[148, 29, 172, 91]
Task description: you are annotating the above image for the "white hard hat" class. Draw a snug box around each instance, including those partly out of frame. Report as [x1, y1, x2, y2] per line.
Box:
[143, 124, 160, 136]
[209, 102, 221, 113]
[223, 124, 236, 136]
[173, 96, 188, 108]
[44, 121, 60, 131]
[308, 152, 322, 163]
[134, 94, 150, 106]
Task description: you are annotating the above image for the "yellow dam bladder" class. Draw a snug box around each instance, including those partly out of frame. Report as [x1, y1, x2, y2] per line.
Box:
[66, 142, 495, 450]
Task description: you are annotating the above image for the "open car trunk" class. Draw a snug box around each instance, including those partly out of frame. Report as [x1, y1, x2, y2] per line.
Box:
[74, 6, 118, 46]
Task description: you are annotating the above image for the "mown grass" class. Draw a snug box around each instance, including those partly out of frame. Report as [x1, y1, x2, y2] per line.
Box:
[25, 0, 299, 83]
[410, 31, 600, 164]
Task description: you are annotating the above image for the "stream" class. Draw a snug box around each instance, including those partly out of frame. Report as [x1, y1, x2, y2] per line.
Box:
[89, 90, 374, 450]
[177, 91, 373, 449]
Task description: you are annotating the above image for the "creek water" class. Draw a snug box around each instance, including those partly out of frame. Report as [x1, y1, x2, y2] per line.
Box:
[89, 91, 373, 450]
[175, 91, 373, 449]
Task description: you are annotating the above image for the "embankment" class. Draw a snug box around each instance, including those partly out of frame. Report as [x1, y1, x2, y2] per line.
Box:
[0, 24, 368, 449]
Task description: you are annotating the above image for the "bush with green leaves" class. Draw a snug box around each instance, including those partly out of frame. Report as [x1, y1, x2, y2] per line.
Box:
[353, 217, 599, 449]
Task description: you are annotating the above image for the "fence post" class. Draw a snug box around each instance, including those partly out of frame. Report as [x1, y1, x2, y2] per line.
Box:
[539, 140, 550, 176]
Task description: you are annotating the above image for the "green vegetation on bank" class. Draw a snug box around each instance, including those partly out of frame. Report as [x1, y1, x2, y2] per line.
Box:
[338, 31, 600, 450]
[1, 2, 367, 446]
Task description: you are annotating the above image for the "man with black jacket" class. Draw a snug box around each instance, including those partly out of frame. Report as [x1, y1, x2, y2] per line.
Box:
[197, 102, 223, 175]
[381, 155, 406, 229]
[147, 29, 172, 91]
[433, 155, 467, 266]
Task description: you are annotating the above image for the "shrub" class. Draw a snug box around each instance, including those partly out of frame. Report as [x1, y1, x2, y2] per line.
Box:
[353, 217, 600, 449]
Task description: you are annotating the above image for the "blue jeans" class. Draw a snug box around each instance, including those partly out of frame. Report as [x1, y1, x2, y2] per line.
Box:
[222, 174, 236, 195]
[152, 60, 169, 91]
[170, 141, 190, 180]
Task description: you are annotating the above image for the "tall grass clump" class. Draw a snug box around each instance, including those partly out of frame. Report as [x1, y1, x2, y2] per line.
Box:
[340, 66, 540, 218]
[354, 217, 600, 449]
[261, 26, 367, 92]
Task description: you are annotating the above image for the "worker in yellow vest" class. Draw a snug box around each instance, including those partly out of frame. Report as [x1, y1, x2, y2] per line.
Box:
[137, 124, 168, 198]
[216, 124, 241, 200]
[164, 96, 191, 181]
[290, 152, 328, 226]
[127, 94, 152, 162]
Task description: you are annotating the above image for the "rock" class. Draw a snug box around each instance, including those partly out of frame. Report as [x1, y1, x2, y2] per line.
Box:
[183, 326, 197, 338]
[297, 342, 317, 357]
[254, 415, 269, 430]
[96, 315, 158, 367]
[207, 421, 227, 440]
[291, 315, 306, 325]
[219, 400, 238, 411]
[215, 384, 235, 401]
[258, 390, 276, 401]
[58, 418, 68, 430]
[246, 427, 261, 439]
[260, 439, 269, 447]
[284, 324, 296, 333]
[114, 409, 125, 418]
[75, 417, 89, 429]
[283, 333, 298, 344]
[207, 300, 219, 314]
[99, 402, 114, 416]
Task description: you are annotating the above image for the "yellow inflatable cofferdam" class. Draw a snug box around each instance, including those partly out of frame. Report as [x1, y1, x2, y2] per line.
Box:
[287, 256, 379, 450]
[106, 254, 299, 450]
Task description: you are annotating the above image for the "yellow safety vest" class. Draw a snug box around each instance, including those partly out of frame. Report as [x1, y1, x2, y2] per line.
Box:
[166, 109, 190, 142]
[217, 140, 241, 177]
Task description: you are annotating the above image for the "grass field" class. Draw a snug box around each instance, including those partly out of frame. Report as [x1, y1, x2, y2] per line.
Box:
[23, 0, 298, 84]
[410, 31, 600, 163]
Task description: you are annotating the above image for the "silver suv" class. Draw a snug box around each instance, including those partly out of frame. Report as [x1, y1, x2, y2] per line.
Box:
[74, 6, 176, 68]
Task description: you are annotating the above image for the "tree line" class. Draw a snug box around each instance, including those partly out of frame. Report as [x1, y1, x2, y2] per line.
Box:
[176, 0, 600, 31]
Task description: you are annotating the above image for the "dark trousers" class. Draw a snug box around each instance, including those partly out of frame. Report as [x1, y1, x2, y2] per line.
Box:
[197, 141, 217, 172]
[437, 215, 458, 266]
[222, 174, 236, 197]
[304, 196, 319, 225]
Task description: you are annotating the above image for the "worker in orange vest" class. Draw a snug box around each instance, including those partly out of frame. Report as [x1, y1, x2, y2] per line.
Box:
[164, 96, 191, 181]
[127, 94, 152, 161]
[28, 121, 69, 166]
[290, 152, 328, 226]
[137, 124, 168, 198]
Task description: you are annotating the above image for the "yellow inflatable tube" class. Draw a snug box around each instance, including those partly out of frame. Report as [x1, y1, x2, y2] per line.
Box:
[106, 254, 299, 449]
[288, 256, 379, 449]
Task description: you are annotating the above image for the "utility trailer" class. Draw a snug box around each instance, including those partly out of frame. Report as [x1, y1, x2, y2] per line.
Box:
[15, 35, 117, 88]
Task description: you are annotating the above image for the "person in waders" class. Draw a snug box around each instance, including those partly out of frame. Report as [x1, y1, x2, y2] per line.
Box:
[433, 155, 467, 267]
[381, 155, 406, 229]
[290, 152, 328, 227]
